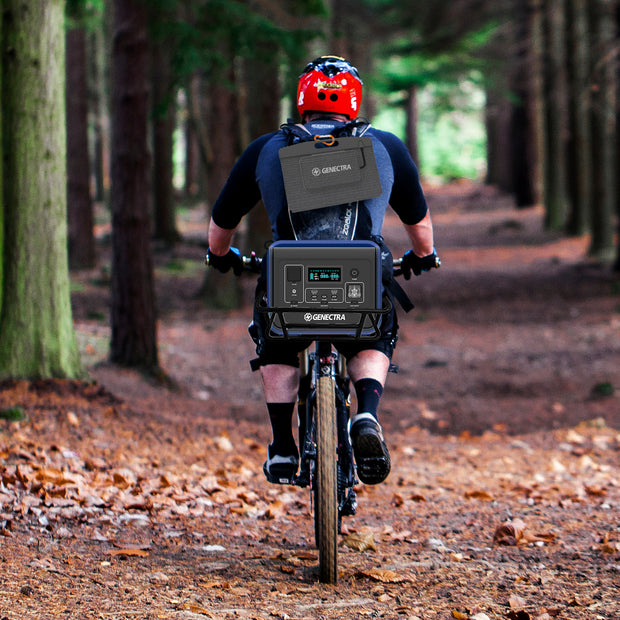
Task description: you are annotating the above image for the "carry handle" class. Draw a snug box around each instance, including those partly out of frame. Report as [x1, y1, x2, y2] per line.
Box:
[314, 134, 336, 146]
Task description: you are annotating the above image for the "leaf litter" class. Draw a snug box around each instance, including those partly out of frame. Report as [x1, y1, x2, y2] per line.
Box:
[1, 191, 620, 618]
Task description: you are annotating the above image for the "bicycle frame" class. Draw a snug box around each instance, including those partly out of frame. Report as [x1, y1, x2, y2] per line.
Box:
[296, 342, 357, 512]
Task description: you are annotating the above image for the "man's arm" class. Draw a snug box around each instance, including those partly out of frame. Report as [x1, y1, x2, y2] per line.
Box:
[404, 210, 435, 257]
[207, 218, 236, 256]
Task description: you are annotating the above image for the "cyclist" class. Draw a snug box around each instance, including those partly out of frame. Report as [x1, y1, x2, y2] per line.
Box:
[206, 55, 438, 486]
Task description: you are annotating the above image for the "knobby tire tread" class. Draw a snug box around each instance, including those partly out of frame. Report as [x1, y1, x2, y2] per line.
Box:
[315, 375, 338, 584]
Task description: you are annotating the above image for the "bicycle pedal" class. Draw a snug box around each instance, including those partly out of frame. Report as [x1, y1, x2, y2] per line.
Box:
[262, 461, 297, 485]
[340, 493, 357, 517]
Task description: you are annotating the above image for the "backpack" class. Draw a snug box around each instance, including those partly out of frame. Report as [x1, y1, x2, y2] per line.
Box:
[278, 118, 380, 242]
[278, 119, 414, 313]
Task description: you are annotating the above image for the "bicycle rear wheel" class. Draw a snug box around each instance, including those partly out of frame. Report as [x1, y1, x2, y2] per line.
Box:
[315, 374, 338, 584]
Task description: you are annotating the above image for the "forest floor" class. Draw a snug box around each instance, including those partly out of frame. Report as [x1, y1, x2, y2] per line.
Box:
[1, 183, 619, 620]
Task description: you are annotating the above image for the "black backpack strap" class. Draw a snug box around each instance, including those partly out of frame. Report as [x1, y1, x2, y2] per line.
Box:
[385, 279, 414, 313]
[331, 118, 371, 138]
[372, 234, 415, 313]
[280, 121, 313, 145]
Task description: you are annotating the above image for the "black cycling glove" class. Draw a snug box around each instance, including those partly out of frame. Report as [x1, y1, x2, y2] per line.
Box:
[205, 247, 244, 275]
[401, 249, 441, 280]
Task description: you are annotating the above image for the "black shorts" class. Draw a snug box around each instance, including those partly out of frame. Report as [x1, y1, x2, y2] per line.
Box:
[248, 285, 399, 370]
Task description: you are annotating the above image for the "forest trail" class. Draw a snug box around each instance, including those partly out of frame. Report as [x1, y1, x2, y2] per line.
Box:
[1, 184, 619, 619]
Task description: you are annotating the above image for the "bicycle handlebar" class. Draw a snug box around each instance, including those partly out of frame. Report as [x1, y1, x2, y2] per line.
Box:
[240, 253, 435, 278]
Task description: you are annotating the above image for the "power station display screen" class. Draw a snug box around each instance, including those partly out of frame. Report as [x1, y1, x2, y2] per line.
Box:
[308, 267, 341, 282]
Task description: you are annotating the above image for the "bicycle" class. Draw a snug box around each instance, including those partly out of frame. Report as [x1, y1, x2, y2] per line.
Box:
[234, 249, 439, 583]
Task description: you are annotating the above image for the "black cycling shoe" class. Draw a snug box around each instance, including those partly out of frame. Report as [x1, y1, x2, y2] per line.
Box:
[349, 413, 391, 485]
[263, 444, 299, 485]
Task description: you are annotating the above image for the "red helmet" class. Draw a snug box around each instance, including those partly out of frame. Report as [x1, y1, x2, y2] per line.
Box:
[296, 55, 363, 119]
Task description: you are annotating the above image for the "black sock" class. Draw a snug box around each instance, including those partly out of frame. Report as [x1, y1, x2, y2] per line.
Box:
[266, 402, 297, 455]
[354, 378, 383, 418]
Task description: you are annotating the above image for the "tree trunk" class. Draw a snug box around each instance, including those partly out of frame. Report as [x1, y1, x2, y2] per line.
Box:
[182, 86, 202, 200]
[109, 0, 159, 370]
[0, 7, 3, 314]
[151, 38, 179, 246]
[529, 0, 548, 206]
[0, 0, 84, 379]
[405, 85, 419, 166]
[545, 0, 571, 230]
[588, 0, 616, 261]
[485, 91, 513, 192]
[566, 0, 593, 235]
[511, 1, 536, 207]
[201, 73, 242, 310]
[244, 54, 278, 254]
[66, 27, 96, 270]
[87, 26, 108, 202]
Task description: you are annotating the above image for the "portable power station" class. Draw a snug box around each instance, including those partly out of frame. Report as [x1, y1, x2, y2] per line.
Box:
[265, 240, 383, 339]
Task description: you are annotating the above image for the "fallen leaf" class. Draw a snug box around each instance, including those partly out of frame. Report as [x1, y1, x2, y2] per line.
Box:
[358, 567, 407, 583]
[182, 602, 214, 617]
[465, 489, 494, 501]
[106, 548, 149, 557]
[599, 532, 620, 554]
[391, 493, 404, 507]
[342, 529, 377, 552]
[584, 485, 607, 497]
[34, 469, 78, 486]
[451, 611, 468, 619]
[493, 518, 527, 546]
[214, 436, 233, 452]
[509, 594, 527, 609]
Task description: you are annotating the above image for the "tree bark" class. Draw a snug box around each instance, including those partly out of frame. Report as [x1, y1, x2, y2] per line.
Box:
[511, 1, 536, 207]
[545, 0, 571, 230]
[485, 91, 513, 192]
[566, 0, 593, 235]
[244, 54, 278, 254]
[0, 0, 84, 379]
[406, 86, 420, 166]
[151, 37, 179, 246]
[87, 25, 108, 202]
[0, 3, 3, 314]
[66, 26, 96, 270]
[201, 73, 242, 310]
[109, 0, 159, 370]
[588, 0, 616, 261]
[529, 0, 548, 206]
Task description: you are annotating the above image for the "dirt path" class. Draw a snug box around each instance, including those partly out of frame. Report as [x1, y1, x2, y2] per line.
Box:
[1, 185, 619, 619]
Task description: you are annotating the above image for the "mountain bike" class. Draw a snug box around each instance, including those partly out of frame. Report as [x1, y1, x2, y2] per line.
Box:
[238, 250, 428, 584]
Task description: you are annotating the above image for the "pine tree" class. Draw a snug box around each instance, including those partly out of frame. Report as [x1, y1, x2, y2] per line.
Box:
[0, 0, 85, 379]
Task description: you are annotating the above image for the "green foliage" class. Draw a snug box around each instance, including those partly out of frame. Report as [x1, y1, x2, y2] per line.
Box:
[0, 407, 27, 422]
[368, 13, 497, 183]
[591, 382, 615, 398]
[374, 77, 487, 182]
[149, 0, 324, 88]
[65, 0, 104, 31]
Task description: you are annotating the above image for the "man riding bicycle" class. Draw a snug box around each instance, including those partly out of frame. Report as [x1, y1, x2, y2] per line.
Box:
[206, 55, 438, 487]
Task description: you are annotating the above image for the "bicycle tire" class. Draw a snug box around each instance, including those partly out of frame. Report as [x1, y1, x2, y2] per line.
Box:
[315, 374, 338, 584]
